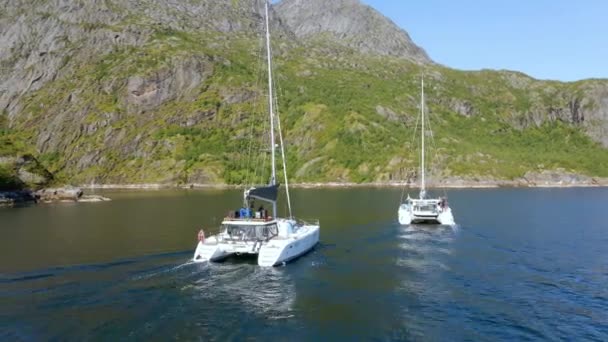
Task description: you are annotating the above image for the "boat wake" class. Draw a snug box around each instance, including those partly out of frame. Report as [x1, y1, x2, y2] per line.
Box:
[2, 249, 301, 340]
[396, 224, 457, 274]
[129, 259, 200, 281]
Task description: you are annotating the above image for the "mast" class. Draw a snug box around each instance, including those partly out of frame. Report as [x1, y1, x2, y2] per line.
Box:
[264, 0, 277, 216]
[420, 76, 425, 199]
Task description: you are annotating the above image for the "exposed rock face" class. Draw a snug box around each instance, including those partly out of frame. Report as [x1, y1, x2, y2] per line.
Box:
[126, 56, 213, 109]
[579, 83, 608, 147]
[275, 0, 431, 63]
[0, 186, 110, 207]
[36, 186, 83, 202]
[375, 105, 400, 121]
[0, 0, 289, 120]
[0, 0, 148, 119]
[449, 99, 476, 117]
[0, 154, 53, 190]
[504, 81, 608, 147]
[125, 0, 290, 35]
[522, 169, 595, 186]
[0, 0, 607, 186]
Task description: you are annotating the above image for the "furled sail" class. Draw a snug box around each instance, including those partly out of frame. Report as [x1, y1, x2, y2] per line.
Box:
[245, 184, 280, 202]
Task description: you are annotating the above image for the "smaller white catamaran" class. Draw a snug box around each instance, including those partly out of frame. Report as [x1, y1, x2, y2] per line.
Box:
[193, 1, 319, 266]
[398, 77, 455, 225]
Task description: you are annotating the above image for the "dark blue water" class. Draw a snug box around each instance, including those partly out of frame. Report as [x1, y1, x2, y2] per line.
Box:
[1, 188, 607, 340]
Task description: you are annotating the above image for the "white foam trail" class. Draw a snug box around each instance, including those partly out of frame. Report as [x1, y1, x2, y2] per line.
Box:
[132, 260, 201, 281]
[174, 260, 197, 270]
[397, 258, 449, 271]
[190, 264, 296, 317]
[399, 243, 452, 256]
[399, 233, 431, 241]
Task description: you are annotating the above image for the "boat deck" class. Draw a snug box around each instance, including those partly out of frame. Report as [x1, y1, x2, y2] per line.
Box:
[221, 217, 275, 225]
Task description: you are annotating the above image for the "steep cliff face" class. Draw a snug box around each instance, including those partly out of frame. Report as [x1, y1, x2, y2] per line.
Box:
[275, 0, 430, 63]
[0, 0, 291, 120]
[0, 0, 607, 186]
[483, 72, 608, 147]
[0, 0, 293, 184]
[438, 71, 608, 147]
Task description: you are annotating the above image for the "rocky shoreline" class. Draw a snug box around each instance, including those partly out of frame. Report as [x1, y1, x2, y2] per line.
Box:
[78, 181, 608, 191]
[0, 187, 111, 208]
[79, 171, 608, 190]
[2, 171, 605, 208]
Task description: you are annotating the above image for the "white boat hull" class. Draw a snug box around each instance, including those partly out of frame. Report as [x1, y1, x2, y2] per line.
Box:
[192, 3, 321, 268]
[258, 223, 319, 266]
[398, 204, 455, 226]
[192, 221, 320, 267]
[397, 78, 456, 227]
[192, 236, 234, 263]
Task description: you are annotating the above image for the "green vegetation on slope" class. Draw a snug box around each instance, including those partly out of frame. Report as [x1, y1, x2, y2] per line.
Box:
[9, 26, 608, 185]
[1, 116, 55, 190]
[0, 118, 25, 190]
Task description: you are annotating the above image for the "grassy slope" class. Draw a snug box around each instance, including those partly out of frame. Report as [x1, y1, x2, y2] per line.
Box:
[0, 115, 26, 190]
[9, 27, 608, 185]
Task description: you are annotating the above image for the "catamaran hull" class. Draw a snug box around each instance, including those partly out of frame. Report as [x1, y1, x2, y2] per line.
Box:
[258, 224, 320, 266]
[192, 236, 234, 263]
[192, 225, 320, 266]
[398, 206, 455, 226]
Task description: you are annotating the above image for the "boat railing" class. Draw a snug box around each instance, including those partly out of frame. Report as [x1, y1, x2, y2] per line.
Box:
[296, 218, 320, 227]
[219, 235, 256, 243]
[222, 216, 274, 223]
[224, 209, 273, 222]
[218, 223, 279, 243]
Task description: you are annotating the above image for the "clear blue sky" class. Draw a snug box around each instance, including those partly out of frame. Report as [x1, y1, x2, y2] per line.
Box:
[360, 0, 608, 81]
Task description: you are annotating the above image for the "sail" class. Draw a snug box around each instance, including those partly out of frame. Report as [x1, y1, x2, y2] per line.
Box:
[245, 184, 280, 202]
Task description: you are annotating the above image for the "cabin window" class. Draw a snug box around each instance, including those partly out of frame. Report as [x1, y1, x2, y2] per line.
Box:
[414, 205, 437, 212]
[223, 224, 278, 241]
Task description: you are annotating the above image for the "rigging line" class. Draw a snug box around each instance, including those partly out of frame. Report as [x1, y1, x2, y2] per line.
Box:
[425, 104, 433, 187]
[273, 83, 293, 218]
[246, 35, 267, 188]
[270, 42, 294, 217]
[425, 90, 440, 192]
[423, 82, 447, 197]
[245, 68, 260, 187]
[251, 9, 273, 188]
[264, 0, 277, 188]
[257, 122, 269, 186]
[254, 89, 270, 186]
[248, 39, 265, 186]
[257, 70, 271, 186]
[401, 112, 420, 202]
[260, 96, 270, 185]
[401, 100, 421, 202]
[244, 100, 258, 188]
[401, 90, 421, 203]
[275, 108, 293, 218]
[428, 119, 439, 190]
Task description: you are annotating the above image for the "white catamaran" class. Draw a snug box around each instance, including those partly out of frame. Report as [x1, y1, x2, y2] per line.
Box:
[398, 77, 455, 225]
[193, 1, 320, 266]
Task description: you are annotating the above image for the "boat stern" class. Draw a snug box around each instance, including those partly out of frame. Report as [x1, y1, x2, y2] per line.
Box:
[258, 222, 320, 267]
[398, 204, 412, 225]
[437, 207, 455, 226]
[192, 237, 231, 263]
[400, 199, 456, 225]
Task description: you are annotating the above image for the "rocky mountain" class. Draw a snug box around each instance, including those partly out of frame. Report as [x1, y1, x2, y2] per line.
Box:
[0, 0, 607, 187]
[275, 0, 430, 63]
[0, 0, 290, 117]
